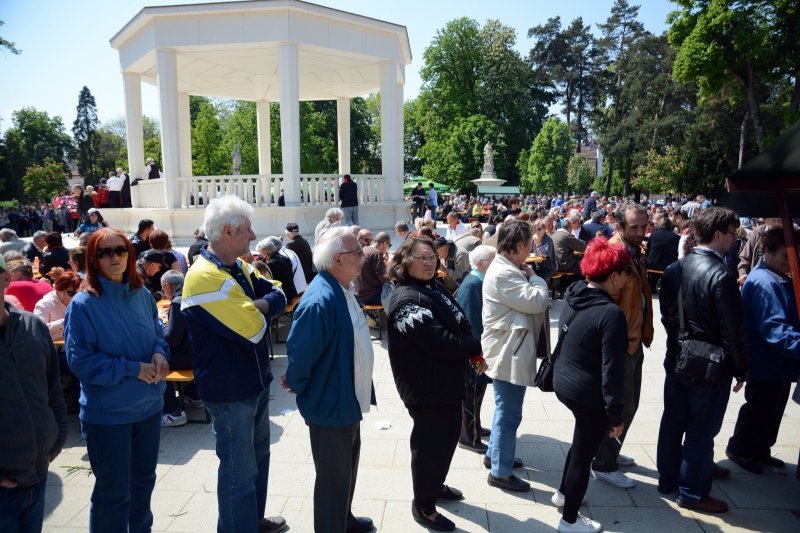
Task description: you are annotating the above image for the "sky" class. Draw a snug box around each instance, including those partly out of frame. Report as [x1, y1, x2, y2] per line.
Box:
[0, 0, 676, 136]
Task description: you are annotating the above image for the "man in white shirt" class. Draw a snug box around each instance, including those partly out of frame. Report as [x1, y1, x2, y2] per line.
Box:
[445, 212, 467, 241]
[106, 171, 124, 208]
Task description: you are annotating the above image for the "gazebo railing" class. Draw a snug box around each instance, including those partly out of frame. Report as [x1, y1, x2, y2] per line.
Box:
[178, 175, 285, 208]
[137, 173, 386, 209]
[298, 174, 384, 206]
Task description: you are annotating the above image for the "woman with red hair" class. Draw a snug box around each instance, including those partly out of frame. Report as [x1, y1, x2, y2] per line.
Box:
[551, 237, 631, 533]
[64, 227, 169, 532]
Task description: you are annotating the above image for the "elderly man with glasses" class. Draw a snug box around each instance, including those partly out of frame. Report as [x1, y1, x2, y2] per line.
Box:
[285, 226, 375, 533]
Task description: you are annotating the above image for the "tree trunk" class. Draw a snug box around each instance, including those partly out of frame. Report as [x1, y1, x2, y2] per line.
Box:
[738, 113, 748, 169]
[605, 158, 614, 198]
[564, 81, 573, 127]
[746, 62, 764, 152]
[791, 67, 800, 115]
[623, 145, 633, 198]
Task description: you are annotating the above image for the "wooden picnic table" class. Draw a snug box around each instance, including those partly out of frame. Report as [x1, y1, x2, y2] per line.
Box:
[525, 254, 545, 264]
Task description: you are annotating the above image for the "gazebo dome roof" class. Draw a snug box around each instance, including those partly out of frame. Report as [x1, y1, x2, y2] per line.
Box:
[110, 0, 412, 101]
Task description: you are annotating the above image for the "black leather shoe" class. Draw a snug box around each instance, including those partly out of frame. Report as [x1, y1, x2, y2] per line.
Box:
[487, 473, 529, 492]
[725, 449, 762, 474]
[712, 462, 730, 478]
[756, 455, 785, 468]
[483, 455, 523, 469]
[259, 516, 288, 533]
[346, 516, 374, 533]
[657, 482, 677, 495]
[437, 484, 464, 501]
[411, 503, 455, 532]
[479, 427, 491, 437]
[458, 441, 488, 454]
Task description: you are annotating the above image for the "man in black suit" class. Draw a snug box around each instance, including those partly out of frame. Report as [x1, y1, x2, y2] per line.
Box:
[285, 223, 315, 283]
[646, 212, 680, 291]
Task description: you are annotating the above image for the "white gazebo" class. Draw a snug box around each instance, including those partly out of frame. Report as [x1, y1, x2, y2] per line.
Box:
[108, 0, 411, 239]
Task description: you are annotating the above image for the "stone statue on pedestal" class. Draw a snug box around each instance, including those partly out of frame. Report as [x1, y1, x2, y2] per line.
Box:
[483, 142, 494, 174]
[232, 143, 241, 175]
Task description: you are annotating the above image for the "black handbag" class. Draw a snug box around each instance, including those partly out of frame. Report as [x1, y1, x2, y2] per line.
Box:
[675, 278, 724, 384]
[534, 311, 578, 392]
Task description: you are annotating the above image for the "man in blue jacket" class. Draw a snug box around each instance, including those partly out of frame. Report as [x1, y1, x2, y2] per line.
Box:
[285, 226, 375, 533]
[727, 227, 800, 473]
[182, 196, 287, 533]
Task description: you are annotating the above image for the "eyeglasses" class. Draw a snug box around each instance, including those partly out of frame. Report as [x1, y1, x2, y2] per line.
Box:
[96, 246, 129, 259]
[412, 254, 438, 264]
[361, 239, 373, 245]
[65, 290, 76, 297]
[725, 229, 737, 236]
[339, 246, 364, 257]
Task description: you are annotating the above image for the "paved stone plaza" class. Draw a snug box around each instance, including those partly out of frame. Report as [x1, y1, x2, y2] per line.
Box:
[43, 296, 800, 532]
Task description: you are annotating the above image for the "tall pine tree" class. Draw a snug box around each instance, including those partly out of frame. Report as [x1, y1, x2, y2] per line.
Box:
[73, 86, 99, 184]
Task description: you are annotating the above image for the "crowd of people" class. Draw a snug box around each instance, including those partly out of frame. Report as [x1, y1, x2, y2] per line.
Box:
[2, 188, 800, 533]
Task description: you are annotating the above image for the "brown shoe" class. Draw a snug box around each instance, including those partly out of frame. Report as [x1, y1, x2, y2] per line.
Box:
[677, 495, 729, 514]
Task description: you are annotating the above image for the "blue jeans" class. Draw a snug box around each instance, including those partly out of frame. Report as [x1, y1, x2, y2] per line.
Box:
[342, 206, 359, 226]
[81, 410, 162, 533]
[487, 379, 526, 477]
[656, 363, 732, 502]
[0, 475, 47, 533]
[205, 389, 271, 533]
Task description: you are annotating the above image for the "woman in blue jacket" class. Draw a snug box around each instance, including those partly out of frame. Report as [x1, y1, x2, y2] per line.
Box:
[65, 227, 169, 532]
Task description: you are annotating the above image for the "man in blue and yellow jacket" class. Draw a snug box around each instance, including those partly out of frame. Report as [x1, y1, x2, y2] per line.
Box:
[181, 196, 287, 533]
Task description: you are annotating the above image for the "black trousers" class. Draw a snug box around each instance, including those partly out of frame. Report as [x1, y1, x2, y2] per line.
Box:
[309, 422, 361, 533]
[408, 403, 461, 514]
[727, 379, 792, 459]
[557, 393, 609, 524]
[459, 382, 487, 446]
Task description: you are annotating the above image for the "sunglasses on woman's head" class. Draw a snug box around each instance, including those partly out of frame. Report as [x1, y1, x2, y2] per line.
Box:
[96, 246, 129, 259]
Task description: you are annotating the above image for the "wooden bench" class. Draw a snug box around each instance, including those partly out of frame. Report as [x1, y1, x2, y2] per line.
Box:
[272, 295, 302, 345]
[362, 303, 385, 341]
[165, 370, 210, 424]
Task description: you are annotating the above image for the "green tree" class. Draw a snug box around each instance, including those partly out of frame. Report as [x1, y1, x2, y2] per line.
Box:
[192, 99, 226, 175]
[632, 147, 684, 194]
[403, 98, 425, 177]
[669, 0, 775, 151]
[567, 153, 595, 194]
[0, 20, 21, 55]
[528, 16, 600, 147]
[592, 0, 645, 196]
[523, 117, 573, 194]
[72, 86, 100, 184]
[22, 158, 67, 202]
[351, 95, 381, 174]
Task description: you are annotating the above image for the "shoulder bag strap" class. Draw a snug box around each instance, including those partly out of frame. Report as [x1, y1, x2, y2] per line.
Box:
[550, 309, 580, 363]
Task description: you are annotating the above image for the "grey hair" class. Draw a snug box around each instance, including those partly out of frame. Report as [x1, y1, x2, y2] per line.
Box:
[202, 195, 254, 244]
[326, 207, 344, 223]
[255, 237, 278, 257]
[568, 209, 581, 221]
[0, 228, 18, 241]
[313, 226, 352, 272]
[469, 245, 496, 269]
[32, 230, 48, 242]
[161, 269, 184, 290]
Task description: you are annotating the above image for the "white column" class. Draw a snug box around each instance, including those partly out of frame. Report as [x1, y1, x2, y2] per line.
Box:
[279, 43, 300, 205]
[380, 62, 399, 202]
[123, 72, 144, 189]
[178, 91, 192, 178]
[337, 97, 351, 175]
[156, 48, 181, 208]
[395, 82, 404, 200]
[256, 100, 272, 175]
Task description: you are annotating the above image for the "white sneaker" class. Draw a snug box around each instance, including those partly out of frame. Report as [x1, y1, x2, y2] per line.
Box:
[162, 411, 188, 427]
[617, 453, 636, 467]
[558, 514, 602, 532]
[591, 468, 635, 488]
[551, 490, 587, 507]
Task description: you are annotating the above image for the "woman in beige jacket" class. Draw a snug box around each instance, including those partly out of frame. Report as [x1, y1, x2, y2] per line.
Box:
[482, 217, 550, 492]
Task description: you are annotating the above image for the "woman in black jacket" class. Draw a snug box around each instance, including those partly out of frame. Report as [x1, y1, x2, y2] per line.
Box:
[386, 237, 486, 532]
[552, 238, 630, 533]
